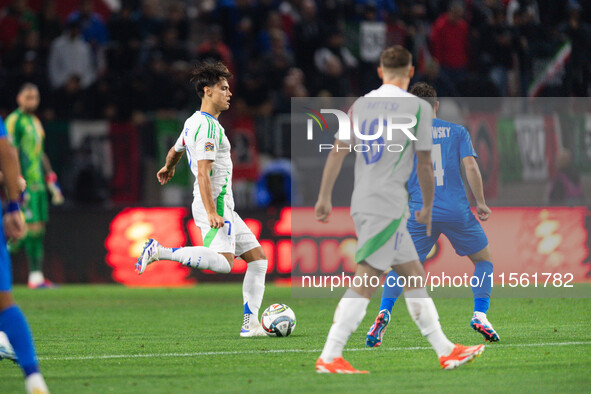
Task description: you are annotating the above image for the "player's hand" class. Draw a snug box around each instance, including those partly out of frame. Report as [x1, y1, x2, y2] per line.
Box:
[17, 176, 26, 193]
[476, 202, 491, 221]
[314, 199, 332, 223]
[46, 172, 64, 205]
[207, 212, 224, 229]
[415, 205, 432, 236]
[157, 166, 175, 185]
[3, 211, 25, 241]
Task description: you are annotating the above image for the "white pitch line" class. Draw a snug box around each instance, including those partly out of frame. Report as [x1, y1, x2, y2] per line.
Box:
[37, 341, 591, 362]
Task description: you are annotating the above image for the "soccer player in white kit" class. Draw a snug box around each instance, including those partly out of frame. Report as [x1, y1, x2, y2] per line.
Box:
[136, 62, 267, 337]
[314, 46, 484, 373]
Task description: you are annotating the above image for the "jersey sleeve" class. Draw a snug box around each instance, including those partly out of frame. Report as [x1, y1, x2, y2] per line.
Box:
[191, 117, 218, 162]
[459, 126, 478, 158]
[0, 117, 7, 139]
[174, 131, 186, 152]
[413, 99, 433, 151]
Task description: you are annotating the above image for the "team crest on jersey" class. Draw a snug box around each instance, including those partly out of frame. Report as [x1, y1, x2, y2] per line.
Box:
[205, 142, 215, 152]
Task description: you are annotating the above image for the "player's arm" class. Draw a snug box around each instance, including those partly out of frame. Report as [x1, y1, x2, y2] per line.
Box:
[42, 153, 64, 204]
[415, 151, 434, 236]
[413, 99, 435, 236]
[462, 156, 490, 221]
[315, 139, 350, 222]
[157, 146, 184, 185]
[0, 137, 26, 240]
[197, 159, 224, 229]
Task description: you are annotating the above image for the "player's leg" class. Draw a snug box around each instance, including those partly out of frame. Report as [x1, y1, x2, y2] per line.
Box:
[317, 261, 381, 374]
[367, 219, 440, 347]
[468, 246, 499, 342]
[394, 259, 484, 369]
[0, 240, 49, 393]
[238, 246, 267, 337]
[442, 217, 499, 342]
[136, 203, 235, 274]
[23, 190, 52, 288]
[136, 237, 233, 274]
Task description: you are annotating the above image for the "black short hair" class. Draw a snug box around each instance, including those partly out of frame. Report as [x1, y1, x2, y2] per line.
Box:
[190, 61, 232, 98]
[409, 82, 437, 108]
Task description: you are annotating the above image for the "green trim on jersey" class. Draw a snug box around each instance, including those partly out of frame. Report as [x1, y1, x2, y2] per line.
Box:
[391, 105, 422, 174]
[355, 214, 404, 263]
[202, 177, 229, 248]
[194, 122, 202, 141]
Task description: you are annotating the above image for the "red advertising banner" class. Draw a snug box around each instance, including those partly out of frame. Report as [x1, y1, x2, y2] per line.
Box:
[105, 207, 591, 286]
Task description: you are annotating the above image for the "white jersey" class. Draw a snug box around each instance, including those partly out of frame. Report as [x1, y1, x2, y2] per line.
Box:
[338, 84, 433, 219]
[174, 111, 234, 214]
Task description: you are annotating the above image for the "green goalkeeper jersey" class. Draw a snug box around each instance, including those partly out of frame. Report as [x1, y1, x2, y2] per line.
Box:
[5, 109, 46, 191]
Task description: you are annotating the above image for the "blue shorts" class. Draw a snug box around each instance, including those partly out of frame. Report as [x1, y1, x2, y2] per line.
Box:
[0, 226, 12, 291]
[407, 213, 489, 263]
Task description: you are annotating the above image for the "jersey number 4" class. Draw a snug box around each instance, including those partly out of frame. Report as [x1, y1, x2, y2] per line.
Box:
[432, 144, 445, 186]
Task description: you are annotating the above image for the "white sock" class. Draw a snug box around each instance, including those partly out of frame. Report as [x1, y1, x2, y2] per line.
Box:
[320, 288, 369, 363]
[158, 246, 231, 274]
[28, 271, 44, 286]
[404, 287, 455, 357]
[25, 373, 48, 394]
[243, 260, 267, 318]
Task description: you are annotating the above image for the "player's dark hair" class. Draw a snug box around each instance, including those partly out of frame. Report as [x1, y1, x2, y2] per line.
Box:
[190, 61, 232, 99]
[409, 82, 437, 108]
[379, 45, 412, 70]
[18, 83, 39, 94]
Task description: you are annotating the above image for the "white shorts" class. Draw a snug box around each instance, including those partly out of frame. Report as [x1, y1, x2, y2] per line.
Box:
[353, 213, 419, 271]
[193, 202, 260, 257]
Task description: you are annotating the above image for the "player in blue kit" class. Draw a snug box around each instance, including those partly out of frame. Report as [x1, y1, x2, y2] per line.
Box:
[0, 116, 49, 393]
[366, 83, 500, 347]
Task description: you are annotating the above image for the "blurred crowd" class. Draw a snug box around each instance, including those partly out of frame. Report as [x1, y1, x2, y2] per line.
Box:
[0, 0, 589, 123]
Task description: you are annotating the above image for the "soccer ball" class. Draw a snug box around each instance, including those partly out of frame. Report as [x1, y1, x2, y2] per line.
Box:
[261, 304, 296, 337]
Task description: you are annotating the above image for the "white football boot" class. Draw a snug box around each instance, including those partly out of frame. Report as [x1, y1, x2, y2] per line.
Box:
[0, 331, 16, 362]
[240, 314, 267, 337]
[135, 239, 161, 274]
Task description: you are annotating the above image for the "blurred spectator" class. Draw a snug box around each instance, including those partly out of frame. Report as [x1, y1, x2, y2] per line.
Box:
[107, 4, 142, 72]
[358, 5, 387, 91]
[158, 27, 188, 64]
[507, 0, 540, 26]
[481, 7, 514, 96]
[559, 1, 591, 96]
[196, 25, 235, 76]
[143, 52, 175, 113]
[136, 0, 164, 43]
[293, 0, 324, 86]
[313, 29, 358, 96]
[415, 59, 458, 97]
[67, 0, 109, 48]
[0, 0, 38, 53]
[274, 67, 308, 113]
[513, 5, 539, 95]
[547, 149, 583, 205]
[37, 1, 62, 51]
[430, 1, 469, 87]
[261, 28, 295, 90]
[53, 75, 89, 119]
[48, 20, 96, 90]
[163, 2, 188, 42]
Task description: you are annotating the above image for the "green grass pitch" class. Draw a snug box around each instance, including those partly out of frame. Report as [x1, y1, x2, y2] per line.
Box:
[1, 284, 590, 393]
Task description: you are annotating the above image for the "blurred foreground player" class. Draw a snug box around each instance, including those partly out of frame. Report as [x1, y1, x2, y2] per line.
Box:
[366, 83, 499, 348]
[314, 46, 484, 373]
[136, 62, 268, 337]
[5, 84, 64, 289]
[0, 116, 49, 393]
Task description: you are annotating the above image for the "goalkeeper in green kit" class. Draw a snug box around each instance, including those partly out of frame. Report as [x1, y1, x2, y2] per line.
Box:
[5, 83, 63, 289]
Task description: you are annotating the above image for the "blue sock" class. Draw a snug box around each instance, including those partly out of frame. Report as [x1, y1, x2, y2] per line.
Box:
[243, 301, 252, 315]
[379, 270, 403, 313]
[472, 261, 493, 314]
[0, 305, 40, 377]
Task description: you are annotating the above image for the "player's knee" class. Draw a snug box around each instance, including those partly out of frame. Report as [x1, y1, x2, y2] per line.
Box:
[0, 291, 15, 311]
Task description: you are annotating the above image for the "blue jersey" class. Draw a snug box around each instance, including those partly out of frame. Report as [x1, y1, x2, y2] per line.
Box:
[408, 118, 477, 223]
